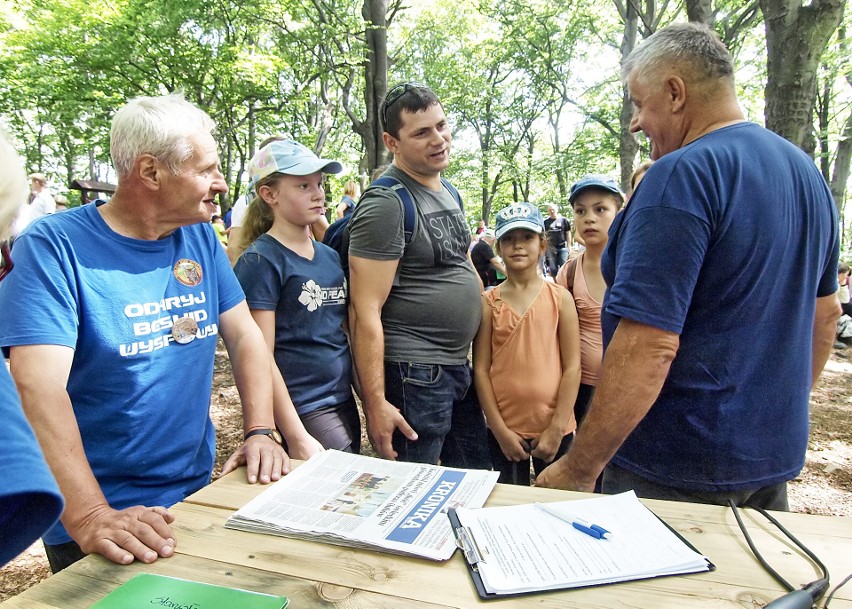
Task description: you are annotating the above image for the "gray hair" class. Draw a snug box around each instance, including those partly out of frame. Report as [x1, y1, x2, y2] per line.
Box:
[110, 93, 216, 178]
[621, 22, 734, 87]
[0, 130, 28, 239]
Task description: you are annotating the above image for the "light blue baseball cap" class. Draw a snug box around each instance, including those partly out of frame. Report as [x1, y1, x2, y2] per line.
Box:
[495, 202, 545, 239]
[248, 140, 342, 187]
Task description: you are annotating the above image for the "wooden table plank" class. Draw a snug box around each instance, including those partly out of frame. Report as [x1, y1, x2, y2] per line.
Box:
[5, 466, 851, 608]
[167, 500, 852, 608]
[185, 468, 852, 596]
[0, 552, 452, 609]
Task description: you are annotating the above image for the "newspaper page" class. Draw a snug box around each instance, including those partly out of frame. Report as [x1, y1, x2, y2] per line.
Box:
[452, 491, 712, 595]
[226, 450, 499, 561]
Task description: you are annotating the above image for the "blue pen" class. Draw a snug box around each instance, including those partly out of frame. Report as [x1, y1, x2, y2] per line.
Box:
[535, 503, 612, 540]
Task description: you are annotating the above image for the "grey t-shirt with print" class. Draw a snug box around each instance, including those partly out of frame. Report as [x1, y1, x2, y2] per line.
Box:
[347, 165, 481, 364]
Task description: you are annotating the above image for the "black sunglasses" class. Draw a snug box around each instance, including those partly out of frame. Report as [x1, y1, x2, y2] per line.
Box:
[0, 241, 12, 282]
[381, 82, 426, 130]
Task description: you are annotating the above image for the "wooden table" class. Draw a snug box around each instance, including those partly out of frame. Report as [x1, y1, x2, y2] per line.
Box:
[3, 468, 851, 608]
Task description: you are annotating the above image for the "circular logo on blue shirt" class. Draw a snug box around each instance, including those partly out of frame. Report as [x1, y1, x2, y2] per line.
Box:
[173, 259, 203, 287]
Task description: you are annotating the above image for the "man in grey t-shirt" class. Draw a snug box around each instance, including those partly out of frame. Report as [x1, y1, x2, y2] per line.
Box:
[347, 83, 490, 468]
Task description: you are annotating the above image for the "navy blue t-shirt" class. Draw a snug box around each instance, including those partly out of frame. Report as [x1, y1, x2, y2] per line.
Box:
[601, 122, 838, 492]
[235, 235, 353, 414]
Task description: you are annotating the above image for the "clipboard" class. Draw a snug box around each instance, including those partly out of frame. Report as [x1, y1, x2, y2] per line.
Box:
[447, 501, 715, 600]
[447, 508, 493, 599]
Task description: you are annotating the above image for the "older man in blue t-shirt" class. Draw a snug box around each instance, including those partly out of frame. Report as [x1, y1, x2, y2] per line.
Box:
[0, 94, 289, 572]
[538, 23, 839, 511]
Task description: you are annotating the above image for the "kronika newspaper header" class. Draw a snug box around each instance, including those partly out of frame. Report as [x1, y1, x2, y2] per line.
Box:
[226, 451, 498, 561]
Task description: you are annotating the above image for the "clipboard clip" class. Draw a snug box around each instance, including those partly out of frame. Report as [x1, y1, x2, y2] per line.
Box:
[455, 525, 486, 566]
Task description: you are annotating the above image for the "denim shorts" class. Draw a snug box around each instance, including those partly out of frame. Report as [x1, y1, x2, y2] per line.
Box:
[384, 361, 490, 469]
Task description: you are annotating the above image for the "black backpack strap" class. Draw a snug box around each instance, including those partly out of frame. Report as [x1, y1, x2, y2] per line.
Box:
[367, 175, 463, 246]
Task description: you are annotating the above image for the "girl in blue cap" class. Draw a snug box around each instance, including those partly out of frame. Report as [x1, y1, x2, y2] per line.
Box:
[558, 177, 624, 431]
[234, 139, 361, 455]
[473, 202, 581, 485]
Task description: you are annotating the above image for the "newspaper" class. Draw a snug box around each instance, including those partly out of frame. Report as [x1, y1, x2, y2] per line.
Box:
[225, 450, 499, 561]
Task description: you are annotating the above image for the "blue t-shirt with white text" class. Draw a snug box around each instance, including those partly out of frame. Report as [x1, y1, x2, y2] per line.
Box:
[235, 235, 352, 414]
[0, 203, 244, 544]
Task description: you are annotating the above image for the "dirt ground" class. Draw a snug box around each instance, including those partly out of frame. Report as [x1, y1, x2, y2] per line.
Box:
[1, 342, 850, 601]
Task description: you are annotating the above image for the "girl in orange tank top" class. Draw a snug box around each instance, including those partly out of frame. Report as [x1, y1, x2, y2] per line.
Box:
[473, 202, 581, 485]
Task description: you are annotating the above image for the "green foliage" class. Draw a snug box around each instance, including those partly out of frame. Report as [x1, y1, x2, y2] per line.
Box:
[0, 0, 847, 214]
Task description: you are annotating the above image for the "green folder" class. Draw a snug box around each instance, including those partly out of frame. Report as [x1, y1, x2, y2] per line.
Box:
[89, 573, 289, 608]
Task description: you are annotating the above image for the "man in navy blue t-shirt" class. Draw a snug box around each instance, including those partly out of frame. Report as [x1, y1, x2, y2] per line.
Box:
[538, 23, 839, 510]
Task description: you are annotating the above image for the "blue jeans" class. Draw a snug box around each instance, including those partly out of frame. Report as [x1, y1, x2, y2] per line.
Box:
[384, 361, 490, 469]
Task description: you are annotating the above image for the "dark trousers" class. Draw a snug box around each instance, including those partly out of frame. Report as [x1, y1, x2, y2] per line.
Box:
[601, 463, 789, 511]
[44, 540, 87, 573]
[295, 396, 361, 454]
[384, 361, 490, 469]
[573, 383, 602, 492]
[573, 383, 596, 427]
[487, 429, 574, 486]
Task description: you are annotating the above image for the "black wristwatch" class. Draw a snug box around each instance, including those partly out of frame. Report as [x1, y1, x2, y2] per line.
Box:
[244, 428, 283, 445]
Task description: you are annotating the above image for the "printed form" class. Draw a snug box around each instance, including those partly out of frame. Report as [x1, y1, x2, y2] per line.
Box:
[452, 491, 711, 595]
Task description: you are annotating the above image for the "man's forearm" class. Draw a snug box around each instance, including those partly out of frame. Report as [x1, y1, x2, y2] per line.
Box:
[812, 295, 841, 388]
[14, 373, 109, 534]
[563, 320, 679, 484]
[491, 258, 506, 277]
[233, 348, 276, 432]
[349, 305, 387, 411]
[225, 328, 276, 432]
[10, 346, 111, 534]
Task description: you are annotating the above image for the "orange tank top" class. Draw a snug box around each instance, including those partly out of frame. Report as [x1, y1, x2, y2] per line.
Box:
[568, 254, 603, 386]
[484, 281, 576, 438]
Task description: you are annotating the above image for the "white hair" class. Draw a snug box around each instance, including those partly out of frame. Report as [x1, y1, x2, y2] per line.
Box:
[0, 130, 28, 240]
[110, 93, 216, 178]
[621, 22, 734, 87]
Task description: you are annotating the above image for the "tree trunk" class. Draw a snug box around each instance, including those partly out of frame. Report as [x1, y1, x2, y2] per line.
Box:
[223, 134, 234, 209]
[548, 109, 567, 202]
[830, 108, 852, 213]
[618, 1, 641, 191]
[685, 0, 713, 25]
[760, 0, 844, 154]
[816, 75, 832, 181]
[88, 148, 96, 182]
[361, 0, 390, 172]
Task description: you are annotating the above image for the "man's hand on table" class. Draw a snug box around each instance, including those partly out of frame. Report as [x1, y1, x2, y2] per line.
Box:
[68, 504, 176, 565]
[535, 454, 597, 492]
[221, 434, 291, 483]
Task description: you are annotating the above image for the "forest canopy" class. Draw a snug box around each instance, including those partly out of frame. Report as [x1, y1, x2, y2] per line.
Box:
[0, 0, 849, 236]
